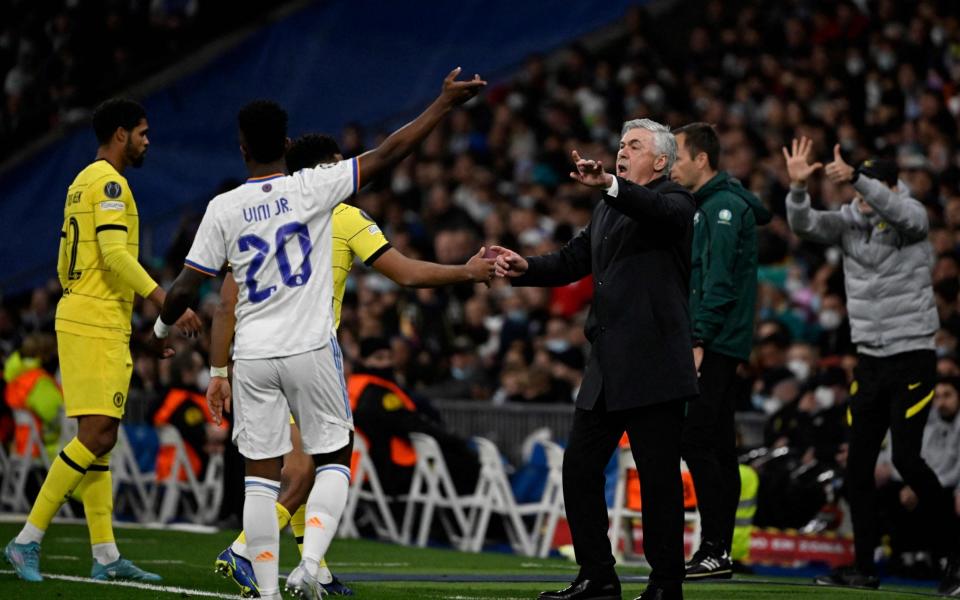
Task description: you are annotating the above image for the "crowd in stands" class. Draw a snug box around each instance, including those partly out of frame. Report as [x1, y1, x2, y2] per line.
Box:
[0, 1, 290, 159]
[2, 0, 960, 574]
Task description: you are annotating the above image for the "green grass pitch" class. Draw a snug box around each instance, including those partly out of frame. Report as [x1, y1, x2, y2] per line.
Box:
[0, 522, 941, 598]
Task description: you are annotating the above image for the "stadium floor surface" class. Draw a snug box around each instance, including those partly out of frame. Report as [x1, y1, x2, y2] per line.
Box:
[0, 522, 944, 598]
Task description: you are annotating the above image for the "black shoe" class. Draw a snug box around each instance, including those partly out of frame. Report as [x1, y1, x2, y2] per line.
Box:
[939, 556, 960, 596]
[634, 583, 683, 600]
[813, 566, 880, 589]
[684, 543, 732, 580]
[538, 578, 622, 600]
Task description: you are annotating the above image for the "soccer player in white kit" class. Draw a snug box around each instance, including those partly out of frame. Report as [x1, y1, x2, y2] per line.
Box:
[152, 68, 485, 600]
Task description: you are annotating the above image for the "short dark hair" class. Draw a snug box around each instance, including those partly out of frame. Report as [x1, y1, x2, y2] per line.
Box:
[285, 134, 342, 173]
[674, 122, 720, 170]
[237, 100, 288, 164]
[92, 98, 146, 145]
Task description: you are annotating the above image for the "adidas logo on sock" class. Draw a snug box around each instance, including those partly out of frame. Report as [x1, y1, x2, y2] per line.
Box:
[307, 517, 325, 529]
[254, 551, 276, 562]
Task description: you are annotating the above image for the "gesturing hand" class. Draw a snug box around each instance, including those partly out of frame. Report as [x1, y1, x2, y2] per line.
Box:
[206, 376, 232, 426]
[440, 67, 487, 108]
[569, 150, 614, 188]
[782, 136, 823, 186]
[824, 144, 856, 184]
[465, 247, 496, 285]
[488, 246, 529, 278]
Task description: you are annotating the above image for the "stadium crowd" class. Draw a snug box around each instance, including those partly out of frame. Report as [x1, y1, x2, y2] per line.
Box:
[0, 1, 290, 159]
[2, 0, 960, 577]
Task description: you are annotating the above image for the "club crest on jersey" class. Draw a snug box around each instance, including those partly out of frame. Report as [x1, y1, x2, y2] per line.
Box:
[104, 181, 122, 199]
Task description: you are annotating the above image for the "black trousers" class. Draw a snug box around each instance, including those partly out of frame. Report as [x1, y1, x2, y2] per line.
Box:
[846, 350, 960, 573]
[680, 350, 741, 553]
[563, 394, 686, 590]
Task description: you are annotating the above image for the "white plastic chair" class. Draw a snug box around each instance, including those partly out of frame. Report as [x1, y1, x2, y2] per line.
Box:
[154, 426, 223, 524]
[532, 439, 566, 558]
[465, 436, 546, 555]
[400, 432, 473, 550]
[111, 425, 158, 523]
[608, 445, 701, 559]
[337, 435, 401, 543]
[1, 410, 72, 517]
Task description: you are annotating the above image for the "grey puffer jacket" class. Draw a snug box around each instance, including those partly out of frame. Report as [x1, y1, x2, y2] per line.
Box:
[786, 175, 938, 357]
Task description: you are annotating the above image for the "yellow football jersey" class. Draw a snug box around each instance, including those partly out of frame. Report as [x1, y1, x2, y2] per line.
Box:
[55, 160, 156, 341]
[331, 203, 389, 328]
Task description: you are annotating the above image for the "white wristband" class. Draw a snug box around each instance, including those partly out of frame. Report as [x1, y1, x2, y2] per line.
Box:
[153, 317, 171, 339]
[210, 365, 228, 378]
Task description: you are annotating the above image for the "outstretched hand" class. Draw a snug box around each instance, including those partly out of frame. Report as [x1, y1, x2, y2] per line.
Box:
[824, 144, 856, 184]
[465, 247, 496, 285]
[569, 150, 613, 188]
[440, 67, 487, 108]
[782, 136, 823, 186]
[488, 246, 529, 278]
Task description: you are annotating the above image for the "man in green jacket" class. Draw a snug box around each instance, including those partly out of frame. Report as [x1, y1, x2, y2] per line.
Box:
[671, 122, 771, 579]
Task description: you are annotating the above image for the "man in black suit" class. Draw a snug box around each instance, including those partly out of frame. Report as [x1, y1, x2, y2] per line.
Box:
[492, 118, 698, 600]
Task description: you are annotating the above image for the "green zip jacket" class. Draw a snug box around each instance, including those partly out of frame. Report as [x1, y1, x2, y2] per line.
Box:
[689, 171, 771, 361]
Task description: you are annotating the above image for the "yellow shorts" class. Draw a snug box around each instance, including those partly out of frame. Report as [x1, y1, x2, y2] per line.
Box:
[58, 331, 132, 419]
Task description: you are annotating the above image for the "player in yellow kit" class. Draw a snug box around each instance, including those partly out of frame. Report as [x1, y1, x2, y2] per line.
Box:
[4, 98, 201, 583]
[210, 134, 494, 597]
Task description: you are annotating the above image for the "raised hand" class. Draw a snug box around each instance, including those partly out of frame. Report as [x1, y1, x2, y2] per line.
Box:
[440, 67, 487, 108]
[465, 247, 496, 284]
[488, 245, 529, 278]
[569, 150, 613, 188]
[206, 375, 232, 426]
[782, 136, 823, 186]
[824, 144, 856, 184]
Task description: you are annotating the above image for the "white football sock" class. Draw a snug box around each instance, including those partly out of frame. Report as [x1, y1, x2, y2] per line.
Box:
[244, 477, 281, 597]
[301, 466, 350, 577]
[231, 538, 248, 559]
[15, 522, 45, 545]
[91, 542, 120, 565]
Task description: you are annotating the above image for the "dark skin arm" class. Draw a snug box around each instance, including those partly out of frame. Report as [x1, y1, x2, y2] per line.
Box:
[355, 67, 485, 185]
[372, 246, 494, 287]
[151, 267, 211, 358]
[207, 274, 238, 425]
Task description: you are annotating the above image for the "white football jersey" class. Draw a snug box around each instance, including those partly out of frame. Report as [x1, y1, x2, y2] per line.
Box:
[185, 158, 359, 359]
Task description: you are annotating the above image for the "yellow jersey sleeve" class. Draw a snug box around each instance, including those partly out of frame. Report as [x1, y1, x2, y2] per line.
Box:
[339, 204, 390, 265]
[92, 178, 158, 298]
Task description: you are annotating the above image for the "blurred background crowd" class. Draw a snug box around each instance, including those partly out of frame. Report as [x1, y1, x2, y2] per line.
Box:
[2, 0, 960, 576]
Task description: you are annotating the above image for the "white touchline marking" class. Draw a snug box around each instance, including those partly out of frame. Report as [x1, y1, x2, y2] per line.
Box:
[329, 561, 411, 567]
[0, 569, 237, 599]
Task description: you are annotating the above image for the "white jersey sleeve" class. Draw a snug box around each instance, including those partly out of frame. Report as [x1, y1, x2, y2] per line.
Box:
[295, 157, 359, 212]
[185, 201, 225, 276]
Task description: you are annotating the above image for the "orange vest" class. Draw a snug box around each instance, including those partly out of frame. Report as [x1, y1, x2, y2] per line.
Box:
[347, 374, 417, 467]
[5, 368, 50, 457]
[153, 388, 225, 481]
[619, 433, 698, 510]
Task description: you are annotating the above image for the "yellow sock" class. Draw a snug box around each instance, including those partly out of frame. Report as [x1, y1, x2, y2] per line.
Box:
[276, 502, 292, 530]
[233, 502, 292, 552]
[73, 455, 114, 545]
[26, 437, 96, 531]
[290, 504, 305, 555]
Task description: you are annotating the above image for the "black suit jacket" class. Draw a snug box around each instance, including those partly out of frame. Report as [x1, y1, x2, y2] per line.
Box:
[514, 175, 699, 410]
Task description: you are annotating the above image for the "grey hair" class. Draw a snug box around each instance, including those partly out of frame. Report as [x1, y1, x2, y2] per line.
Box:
[621, 118, 677, 173]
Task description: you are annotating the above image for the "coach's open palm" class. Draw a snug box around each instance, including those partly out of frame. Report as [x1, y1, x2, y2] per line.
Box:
[207, 376, 231, 426]
[782, 136, 823, 186]
[440, 67, 486, 108]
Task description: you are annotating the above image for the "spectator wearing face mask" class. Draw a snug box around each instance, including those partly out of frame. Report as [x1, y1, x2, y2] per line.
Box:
[784, 138, 960, 594]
